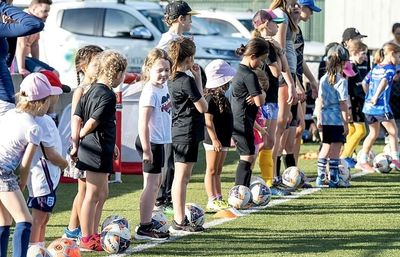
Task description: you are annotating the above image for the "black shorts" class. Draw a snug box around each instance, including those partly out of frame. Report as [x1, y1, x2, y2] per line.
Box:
[27, 191, 57, 213]
[365, 113, 394, 124]
[350, 97, 365, 122]
[173, 143, 199, 163]
[232, 132, 255, 156]
[322, 125, 345, 144]
[135, 136, 165, 174]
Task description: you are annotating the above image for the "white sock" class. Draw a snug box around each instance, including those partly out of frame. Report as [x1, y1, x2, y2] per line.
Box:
[359, 152, 368, 164]
[391, 151, 399, 161]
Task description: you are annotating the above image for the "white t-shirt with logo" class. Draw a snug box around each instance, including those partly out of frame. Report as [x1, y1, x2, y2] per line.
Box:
[0, 109, 41, 174]
[27, 115, 62, 197]
[138, 82, 172, 144]
[156, 31, 180, 51]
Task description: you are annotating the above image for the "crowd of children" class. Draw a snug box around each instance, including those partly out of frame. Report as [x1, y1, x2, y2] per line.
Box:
[1, 0, 400, 255]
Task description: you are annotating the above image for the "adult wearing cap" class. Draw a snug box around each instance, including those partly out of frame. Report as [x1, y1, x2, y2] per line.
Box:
[292, 0, 321, 165]
[342, 27, 370, 76]
[0, 72, 61, 257]
[0, 1, 44, 116]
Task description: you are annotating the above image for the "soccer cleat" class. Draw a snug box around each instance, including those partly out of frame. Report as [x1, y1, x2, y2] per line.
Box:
[390, 159, 400, 171]
[134, 225, 170, 241]
[358, 162, 374, 173]
[270, 186, 291, 196]
[343, 157, 356, 169]
[315, 173, 327, 188]
[79, 235, 103, 252]
[170, 217, 204, 233]
[62, 227, 81, 241]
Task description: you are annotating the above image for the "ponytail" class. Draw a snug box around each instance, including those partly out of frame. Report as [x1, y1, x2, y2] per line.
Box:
[326, 54, 343, 85]
[168, 37, 196, 79]
[251, 29, 262, 39]
[374, 48, 385, 64]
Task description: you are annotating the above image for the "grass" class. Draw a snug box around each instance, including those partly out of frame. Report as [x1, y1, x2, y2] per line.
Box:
[15, 141, 400, 256]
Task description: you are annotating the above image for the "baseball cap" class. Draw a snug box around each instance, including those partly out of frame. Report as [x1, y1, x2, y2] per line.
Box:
[298, 0, 322, 12]
[343, 61, 356, 77]
[252, 9, 286, 28]
[40, 70, 71, 93]
[165, 1, 199, 20]
[205, 59, 236, 89]
[19, 73, 63, 101]
[327, 44, 349, 62]
[342, 28, 367, 42]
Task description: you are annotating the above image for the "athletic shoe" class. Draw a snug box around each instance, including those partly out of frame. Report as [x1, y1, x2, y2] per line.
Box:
[358, 162, 374, 173]
[315, 173, 327, 187]
[301, 182, 313, 188]
[134, 225, 170, 241]
[390, 160, 400, 171]
[170, 217, 204, 233]
[343, 157, 356, 168]
[62, 227, 81, 241]
[270, 186, 291, 196]
[79, 235, 103, 252]
[206, 200, 229, 213]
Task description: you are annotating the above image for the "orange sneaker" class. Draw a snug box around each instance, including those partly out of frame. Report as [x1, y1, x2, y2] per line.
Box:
[358, 162, 374, 173]
[80, 235, 103, 252]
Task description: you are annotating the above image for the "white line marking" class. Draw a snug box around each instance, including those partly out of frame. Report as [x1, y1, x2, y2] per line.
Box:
[109, 170, 367, 256]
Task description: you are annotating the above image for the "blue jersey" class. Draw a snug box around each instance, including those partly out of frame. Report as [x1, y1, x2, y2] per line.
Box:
[362, 64, 396, 116]
[318, 74, 348, 126]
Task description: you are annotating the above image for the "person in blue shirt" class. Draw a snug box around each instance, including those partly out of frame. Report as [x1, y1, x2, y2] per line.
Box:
[0, 1, 44, 116]
[359, 43, 400, 172]
[315, 45, 349, 188]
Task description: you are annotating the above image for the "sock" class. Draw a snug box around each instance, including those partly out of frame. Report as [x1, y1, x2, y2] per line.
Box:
[359, 151, 368, 164]
[317, 158, 327, 176]
[235, 160, 251, 187]
[329, 159, 340, 183]
[276, 156, 282, 177]
[284, 153, 296, 167]
[13, 222, 31, 257]
[391, 151, 399, 161]
[259, 149, 274, 187]
[0, 226, 10, 257]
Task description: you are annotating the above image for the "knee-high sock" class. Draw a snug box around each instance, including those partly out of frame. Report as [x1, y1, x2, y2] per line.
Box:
[317, 158, 327, 176]
[0, 226, 10, 257]
[329, 159, 340, 183]
[276, 156, 282, 177]
[284, 153, 296, 168]
[13, 222, 31, 257]
[235, 160, 252, 187]
[259, 149, 274, 187]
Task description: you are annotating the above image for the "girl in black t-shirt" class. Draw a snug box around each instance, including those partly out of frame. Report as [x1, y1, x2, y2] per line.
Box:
[168, 37, 208, 232]
[231, 38, 267, 187]
[71, 51, 127, 251]
[202, 60, 235, 213]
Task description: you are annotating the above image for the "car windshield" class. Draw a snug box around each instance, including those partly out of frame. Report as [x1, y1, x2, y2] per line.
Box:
[238, 19, 253, 31]
[138, 9, 219, 36]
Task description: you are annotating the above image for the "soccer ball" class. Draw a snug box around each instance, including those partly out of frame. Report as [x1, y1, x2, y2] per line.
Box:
[282, 166, 302, 188]
[373, 153, 392, 173]
[250, 175, 266, 187]
[249, 182, 271, 206]
[185, 203, 205, 227]
[357, 150, 375, 166]
[27, 245, 52, 257]
[228, 185, 251, 209]
[151, 211, 169, 233]
[101, 220, 131, 253]
[101, 215, 128, 231]
[47, 238, 81, 257]
[338, 163, 351, 187]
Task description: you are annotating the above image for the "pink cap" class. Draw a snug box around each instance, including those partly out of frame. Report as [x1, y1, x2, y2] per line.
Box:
[343, 61, 356, 77]
[19, 73, 63, 101]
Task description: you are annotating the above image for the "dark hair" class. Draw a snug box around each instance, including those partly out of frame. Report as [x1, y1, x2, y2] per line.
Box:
[204, 84, 230, 113]
[326, 54, 343, 85]
[75, 45, 103, 85]
[324, 42, 339, 56]
[168, 37, 196, 79]
[392, 23, 400, 34]
[30, 0, 52, 6]
[236, 37, 269, 58]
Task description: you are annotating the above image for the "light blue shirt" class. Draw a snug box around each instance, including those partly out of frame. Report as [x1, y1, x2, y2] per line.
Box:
[362, 64, 396, 116]
[318, 74, 348, 126]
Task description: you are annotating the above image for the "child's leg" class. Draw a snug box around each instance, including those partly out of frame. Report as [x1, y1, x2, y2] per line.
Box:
[316, 143, 330, 187]
[0, 191, 32, 257]
[0, 201, 12, 257]
[341, 123, 356, 158]
[172, 162, 194, 224]
[293, 102, 306, 163]
[283, 126, 297, 168]
[235, 155, 255, 187]
[215, 151, 228, 199]
[93, 179, 108, 234]
[67, 179, 86, 232]
[204, 150, 220, 201]
[140, 173, 162, 224]
[328, 142, 343, 187]
[359, 122, 380, 171]
[382, 120, 400, 167]
[80, 171, 108, 238]
[259, 119, 276, 187]
[30, 209, 49, 243]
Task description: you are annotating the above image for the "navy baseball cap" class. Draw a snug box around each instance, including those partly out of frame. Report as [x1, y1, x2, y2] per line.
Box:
[299, 0, 322, 12]
[165, 1, 199, 19]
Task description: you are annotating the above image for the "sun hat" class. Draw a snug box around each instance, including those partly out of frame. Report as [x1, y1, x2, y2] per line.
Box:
[252, 9, 285, 28]
[19, 73, 63, 101]
[298, 0, 322, 12]
[205, 60, 236, 89]
[165, 1, 199, 20]
[40, 70, 71, 93]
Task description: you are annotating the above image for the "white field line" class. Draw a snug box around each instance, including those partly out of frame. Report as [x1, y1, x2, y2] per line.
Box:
[108, 170, 368, 257]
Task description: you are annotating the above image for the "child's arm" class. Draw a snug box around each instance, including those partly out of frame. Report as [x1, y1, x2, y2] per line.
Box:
[190, 64, 208, 113]
[205, 113, 222, 152]
[253, 91, 266, 107]
[138, 106, 154, 163]
[340, 100, 349, 136]
[79, 118, 99, 139]
[303, 61, 319, 99]
[16, 143, 37, 190]
[70, 115, 82, 157]
[43, 147, 68, 170]
[369, 78, 388, 105]
[71, 87, 84, 119]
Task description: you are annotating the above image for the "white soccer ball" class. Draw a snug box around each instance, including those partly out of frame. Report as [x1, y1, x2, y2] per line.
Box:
[228, 185, 251, 209]
[338, 163, 351, 187]
[282, 166, 302, 188]
[101, 215, 124, 231]
[185, 203, 205, 227]
[250, 175, 266, 187]
[373, 153, 392, 173]
[249, 182, 271, 206]
[357, 150, 375, 166]
[27, 245, 52, 257]
[100, 220, 131, 253]
[151, 211, 169, 233]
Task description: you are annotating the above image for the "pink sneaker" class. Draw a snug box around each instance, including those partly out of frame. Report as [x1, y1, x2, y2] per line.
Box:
[358, 162, 374, 173]
[390, 160, 400, 171]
